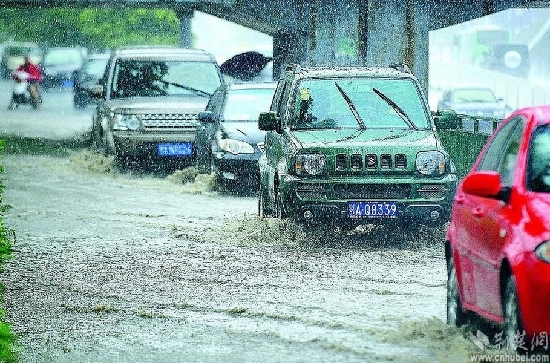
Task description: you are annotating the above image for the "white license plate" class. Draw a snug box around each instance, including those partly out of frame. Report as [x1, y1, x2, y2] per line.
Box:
[348, 201, 398, 218]
[157, 143, 193, 157]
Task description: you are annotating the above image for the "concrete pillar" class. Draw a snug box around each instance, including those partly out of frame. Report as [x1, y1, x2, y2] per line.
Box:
[272, 30, 308, 80]
[265, 0, 433, 93]
[175, 7, 194, 48]
[293, 0, 429, 95]
[359, 0, 429, 95]
[307, 0, 360, 66]
[271, 0, 360, 76]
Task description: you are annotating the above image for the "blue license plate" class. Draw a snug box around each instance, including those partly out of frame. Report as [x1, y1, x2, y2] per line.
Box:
[61, 79, 74, 88]
[348, 201, 398, 218]
[157, 143, 193, 156]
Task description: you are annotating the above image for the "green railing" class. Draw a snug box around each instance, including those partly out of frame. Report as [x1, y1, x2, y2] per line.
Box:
[434, 112, 501, 179]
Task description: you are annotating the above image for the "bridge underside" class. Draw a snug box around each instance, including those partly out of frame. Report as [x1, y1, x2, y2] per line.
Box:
[192, 0, 546, 92]
[2, 0, 549, 92]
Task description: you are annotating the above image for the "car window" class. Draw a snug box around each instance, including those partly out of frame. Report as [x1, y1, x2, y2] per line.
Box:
[110, 59, 221, 98]
[83, 58, 108, 78]
[527, 125, 550, 192]
[452, 88, 497, 103]
[477, 116, 524, 186]
[44, 49, 83, 66]
[222, 88, 275, 121]
[7, 47, 29, 56]
[290, 77, 430, 130]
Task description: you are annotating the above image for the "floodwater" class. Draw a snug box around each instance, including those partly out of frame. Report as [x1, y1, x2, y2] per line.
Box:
[0, 150, 480, 363]
[0, 80, 480, 362]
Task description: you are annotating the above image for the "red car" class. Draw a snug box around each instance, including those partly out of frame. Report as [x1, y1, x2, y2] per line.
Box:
[445, 105, 550, 351]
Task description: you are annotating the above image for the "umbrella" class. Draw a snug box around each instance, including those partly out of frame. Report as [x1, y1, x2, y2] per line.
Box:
[220, 51, 273, 81]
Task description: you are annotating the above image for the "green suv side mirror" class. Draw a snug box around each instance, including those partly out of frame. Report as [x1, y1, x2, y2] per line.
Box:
[258, 111, 279, 131]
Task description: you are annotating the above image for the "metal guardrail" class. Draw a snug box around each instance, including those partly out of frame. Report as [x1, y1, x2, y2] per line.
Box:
[454, 114, 501, 135]
[433, 110, 502, 135]
[433, 112, 499, 178]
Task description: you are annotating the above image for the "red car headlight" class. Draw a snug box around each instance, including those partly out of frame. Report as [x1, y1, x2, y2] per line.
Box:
[535, 241, 550, 263]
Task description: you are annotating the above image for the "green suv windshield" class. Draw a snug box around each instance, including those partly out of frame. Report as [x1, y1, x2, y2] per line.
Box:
[290, 77, 430, 130]
[110, 59, 221, 99]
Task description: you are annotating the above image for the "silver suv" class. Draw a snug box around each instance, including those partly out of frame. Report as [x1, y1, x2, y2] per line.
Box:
[90, 46, 223, 166]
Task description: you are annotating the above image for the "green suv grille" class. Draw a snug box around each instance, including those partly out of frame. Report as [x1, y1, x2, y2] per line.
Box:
[296, 183, 411, 200]
[334, 183, 411, 199]
[335, 153, 408, 171]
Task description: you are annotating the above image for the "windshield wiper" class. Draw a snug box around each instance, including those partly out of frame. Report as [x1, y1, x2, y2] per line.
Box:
[335, 82, 366, 130]
[160, 80, 212, 97]
[336, 128, 366, 143]
[372, 88, 418, 130]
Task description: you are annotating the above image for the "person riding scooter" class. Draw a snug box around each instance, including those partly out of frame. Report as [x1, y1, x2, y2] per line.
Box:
[8, 55, 43, 109]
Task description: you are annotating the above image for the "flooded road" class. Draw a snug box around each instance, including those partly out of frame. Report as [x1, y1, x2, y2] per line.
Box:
[0, 80, 478, 362]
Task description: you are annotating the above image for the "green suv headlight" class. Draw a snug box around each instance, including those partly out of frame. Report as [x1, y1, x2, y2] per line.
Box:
[416, 151, 446, 176]
[113, 114, 141, 131]
[295, 154, 326, 176]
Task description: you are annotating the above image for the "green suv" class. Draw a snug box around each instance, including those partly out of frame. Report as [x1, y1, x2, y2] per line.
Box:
[258, 64, 457, 230]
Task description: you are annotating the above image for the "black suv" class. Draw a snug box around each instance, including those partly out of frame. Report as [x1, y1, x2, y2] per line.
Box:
[89, 46, 224, 166]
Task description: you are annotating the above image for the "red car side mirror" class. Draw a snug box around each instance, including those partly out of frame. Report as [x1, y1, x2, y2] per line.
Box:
[462, 171, 503, 198]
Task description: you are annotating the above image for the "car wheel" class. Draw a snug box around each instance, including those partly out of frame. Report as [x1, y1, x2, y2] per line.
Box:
[274, 188, 287, 219]
[90, 118, 103, 150]
[113, 150, 130, 168]
[196, 146, 212, 174]
[504, 275, 523, 350]
[258, 187, 272, 218]
[90, 129, 99, 149]
[73, 95, 86, 109]
[447, 257, 467, 327]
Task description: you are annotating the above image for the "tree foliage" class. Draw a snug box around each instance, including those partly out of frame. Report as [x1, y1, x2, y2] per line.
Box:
[0, 7, 180, 51]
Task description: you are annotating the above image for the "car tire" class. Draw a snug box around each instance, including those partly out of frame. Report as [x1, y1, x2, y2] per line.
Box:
[196, 152, 212, 174]
[91, 130, 102, 150]
[275, 188, 286, 219]
[503, 275, 523, 351]
[447, 257, 467, 327]
[258, 187, 272, 218]
[73, 95, 86, 109]
[90, 116, 101, 149]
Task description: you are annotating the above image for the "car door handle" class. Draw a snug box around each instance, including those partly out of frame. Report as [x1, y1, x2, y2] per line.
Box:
[472, 206, 485, 217]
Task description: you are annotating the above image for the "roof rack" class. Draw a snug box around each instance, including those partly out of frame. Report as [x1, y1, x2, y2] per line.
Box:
[389, 63, 412, 74]
[285, 63, 301, 73]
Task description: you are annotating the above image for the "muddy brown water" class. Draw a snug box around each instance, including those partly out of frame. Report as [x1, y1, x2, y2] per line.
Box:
[0, 149, 483, 363]
[0, 82, 480, 362]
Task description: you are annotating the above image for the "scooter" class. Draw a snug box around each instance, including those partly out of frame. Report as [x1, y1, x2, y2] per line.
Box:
[7, 71, 42, 110]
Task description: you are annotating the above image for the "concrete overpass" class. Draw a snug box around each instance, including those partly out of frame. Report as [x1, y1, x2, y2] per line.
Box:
[2, 0, 549, 92]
